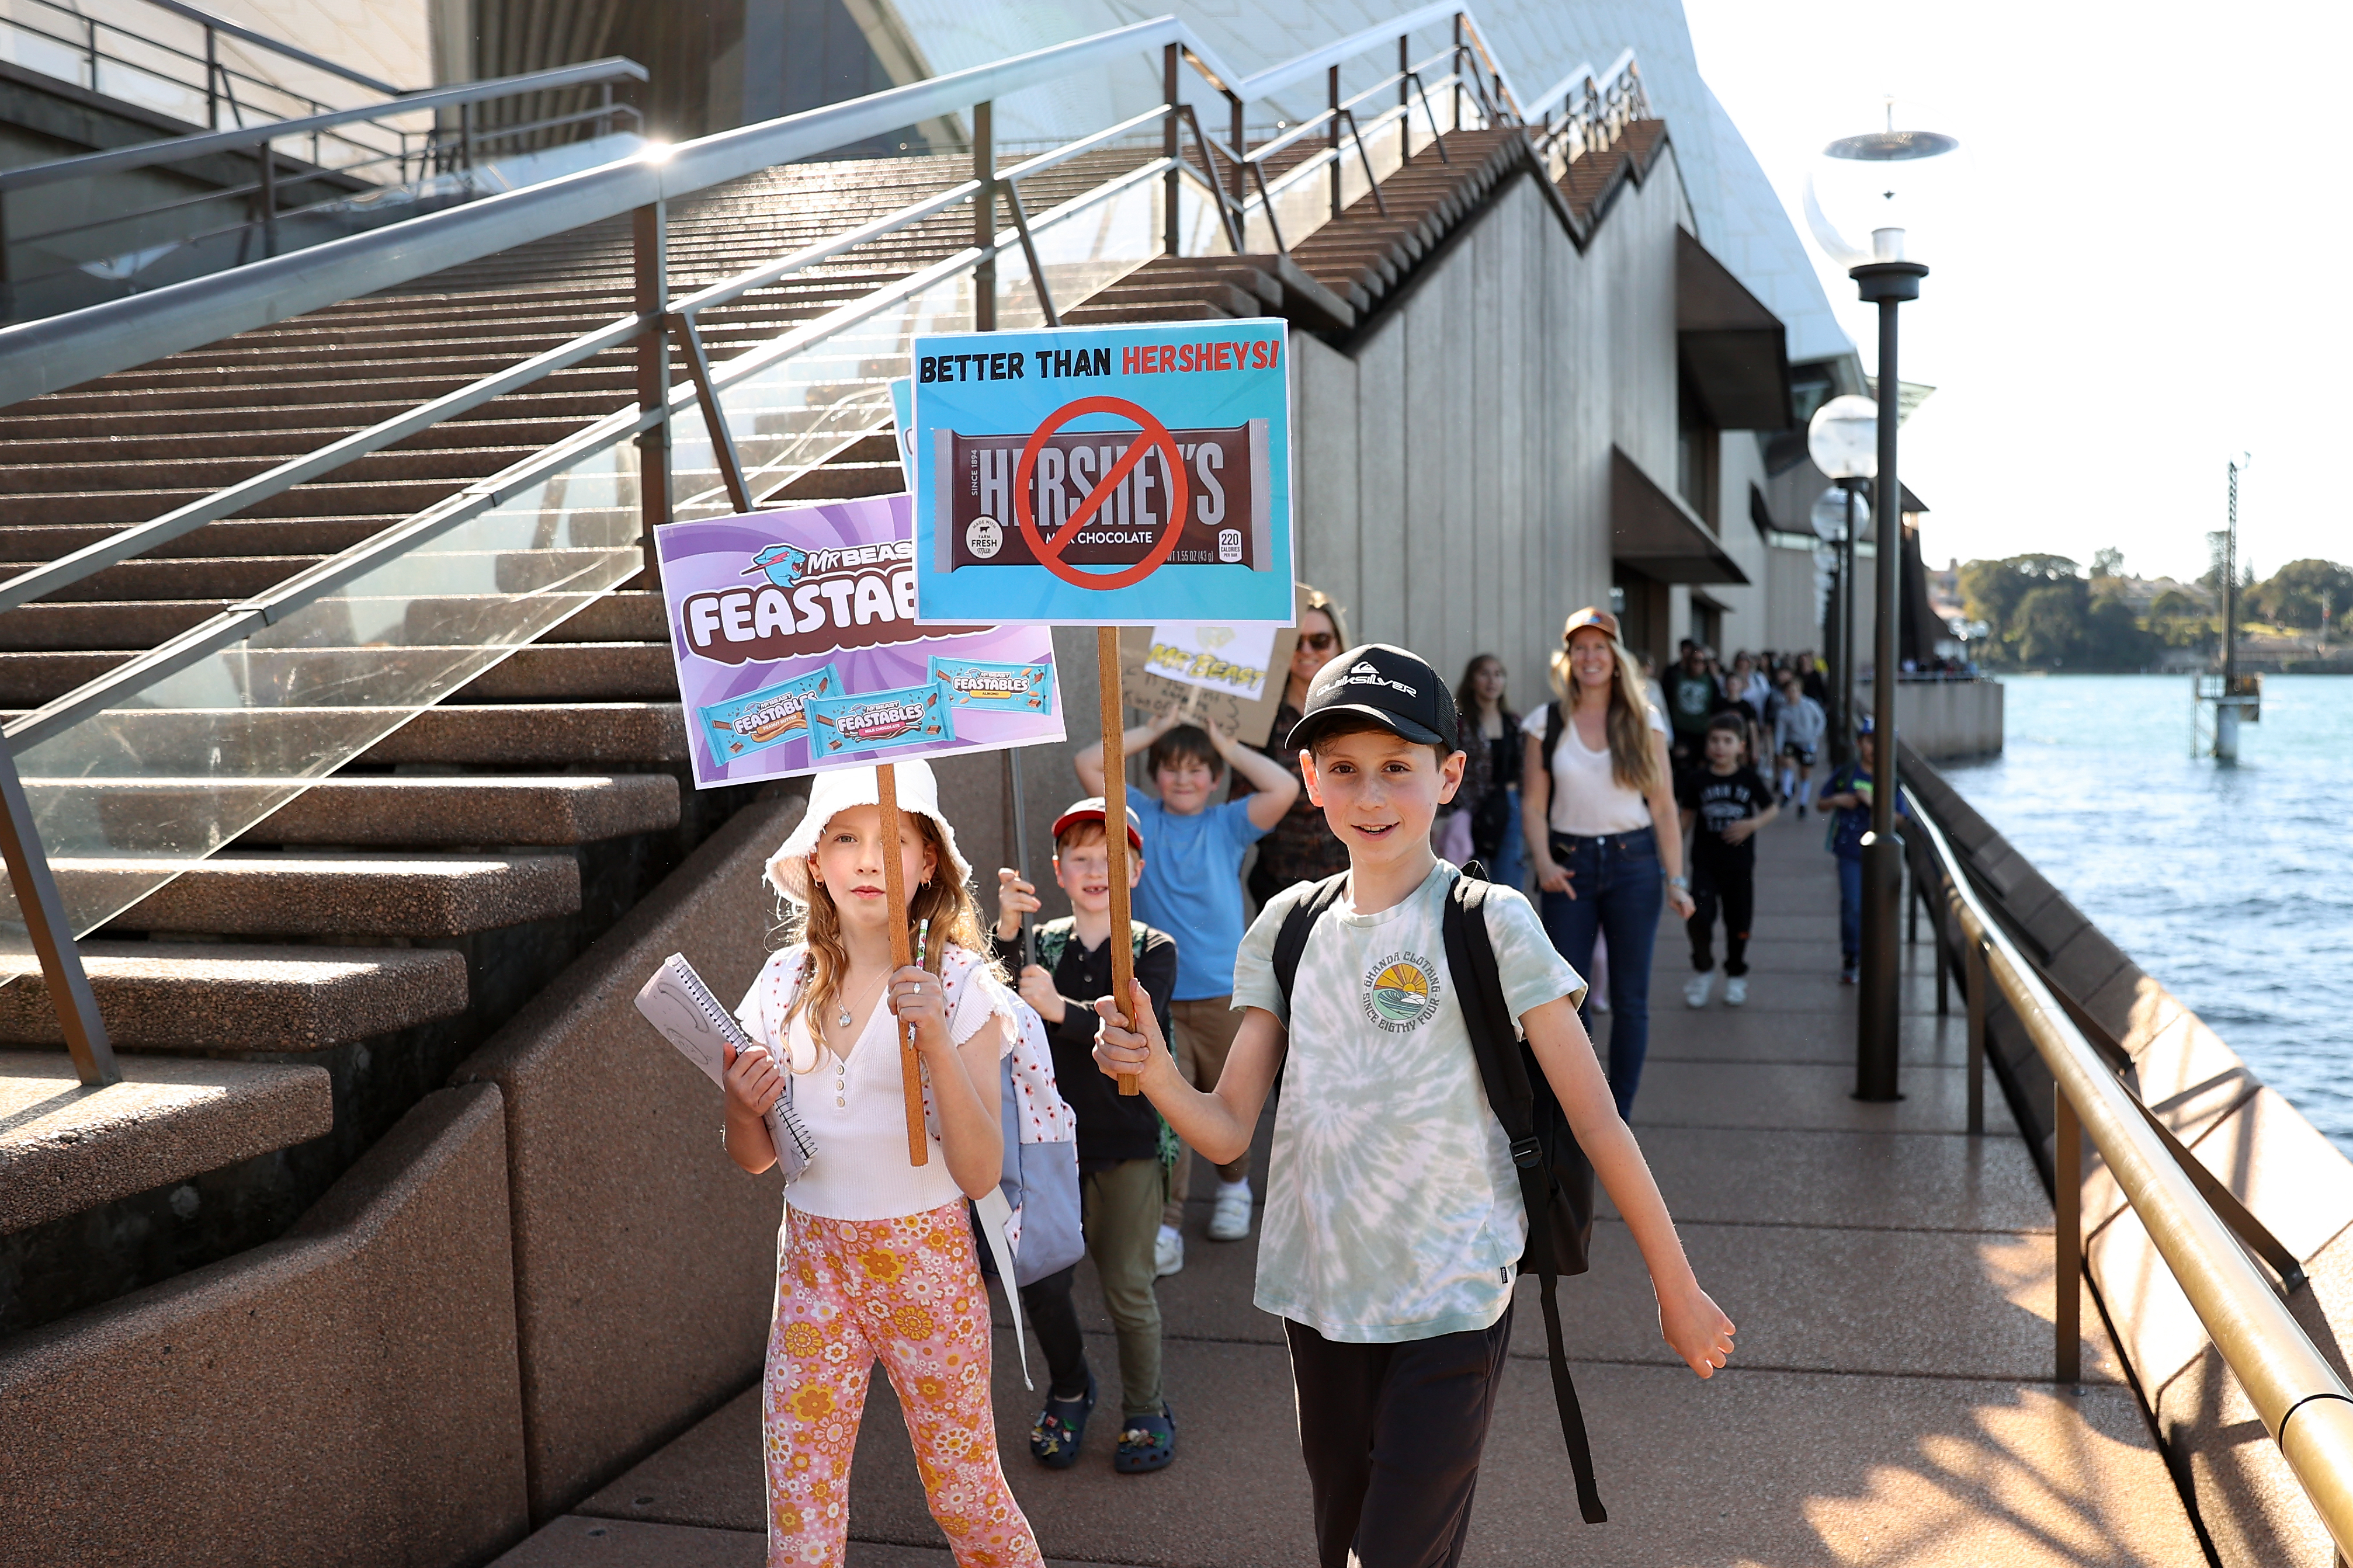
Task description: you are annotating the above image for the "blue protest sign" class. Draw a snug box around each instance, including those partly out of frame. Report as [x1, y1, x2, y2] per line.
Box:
[908, 319, 1293, 626]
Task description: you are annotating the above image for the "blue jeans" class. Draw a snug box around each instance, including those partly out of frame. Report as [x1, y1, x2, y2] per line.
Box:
[1488, 787, 1526, 893]
[1836, 854, 1862, 968]
[1539, 826, 1664, 1120]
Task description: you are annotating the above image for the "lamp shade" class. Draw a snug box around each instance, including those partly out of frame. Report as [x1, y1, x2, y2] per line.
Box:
[1803, 121, 1959, 266]
[1810, 484, 1868, 543]
[1807, 395, 1878, 481]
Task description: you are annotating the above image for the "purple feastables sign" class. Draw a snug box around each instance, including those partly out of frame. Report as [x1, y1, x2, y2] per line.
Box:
[653, 494, 1064, 788]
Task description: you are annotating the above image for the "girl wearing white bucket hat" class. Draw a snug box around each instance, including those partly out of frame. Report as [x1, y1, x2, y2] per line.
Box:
[720, 759, 1043, 1567]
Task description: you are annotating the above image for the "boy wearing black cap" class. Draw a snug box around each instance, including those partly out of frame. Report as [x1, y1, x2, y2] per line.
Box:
[1095, 644, 1736, 1566]
[994, 799, 1181, 1473]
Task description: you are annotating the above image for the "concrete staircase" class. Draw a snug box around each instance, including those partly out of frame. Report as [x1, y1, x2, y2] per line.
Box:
[0, 121, 1627, 1339]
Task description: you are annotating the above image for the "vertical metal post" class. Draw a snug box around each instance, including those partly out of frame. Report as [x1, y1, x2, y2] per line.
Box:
[1838, 482, 1858, 763]
[1932, 881, 1949, 1017]
[599, 81, 614, 140]
[1229, 94, 1245, 208]
[206, 27, 220, 130]
[460, 101, 475, 172]
[1328, 64, 1343, 220]
[1452, 14, 1464, 130]
[973, 100, 995, 331]
[675, 313, 753, 514]
[2055, 1083, 2083, 1385]
[1398, 35, 1411, 157]
[0, 193, 13, 320]
[0, 742, 116, 1087]
[1963, 934, 1987, 1136]
[1161, 46, 1181, 256]
[633, 201, 670, 575]
[257, 144, 277, 258]
[1851, 259, 1923, 1104]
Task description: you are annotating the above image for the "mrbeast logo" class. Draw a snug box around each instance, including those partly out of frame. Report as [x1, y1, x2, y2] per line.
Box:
[680, 539, 971, 667]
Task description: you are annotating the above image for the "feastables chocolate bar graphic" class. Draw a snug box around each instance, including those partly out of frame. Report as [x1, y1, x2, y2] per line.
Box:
[697, 665, 839, 757]
[928, 655, 1056, 714]
[804, 681, 956, 757]
[932, 422, 1271, 575]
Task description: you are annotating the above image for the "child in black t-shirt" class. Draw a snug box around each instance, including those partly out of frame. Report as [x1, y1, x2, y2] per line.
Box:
[1676, 712, 1779, 1007]
[994, 799, 1181, 1474]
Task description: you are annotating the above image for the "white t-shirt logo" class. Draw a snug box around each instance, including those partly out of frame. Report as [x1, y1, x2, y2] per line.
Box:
[1363, 951, 1442, 1032]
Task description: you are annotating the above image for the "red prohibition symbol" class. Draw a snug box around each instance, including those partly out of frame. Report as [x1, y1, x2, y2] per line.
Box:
[1012, 394, 1191, 592]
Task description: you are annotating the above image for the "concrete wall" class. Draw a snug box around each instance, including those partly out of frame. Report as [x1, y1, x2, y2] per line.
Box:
[0, 1083, 527, 1568]
[1288, 144, 1692, 699]
[1906, 753, 2353, 1567]
[1867, 677, 2004, 760]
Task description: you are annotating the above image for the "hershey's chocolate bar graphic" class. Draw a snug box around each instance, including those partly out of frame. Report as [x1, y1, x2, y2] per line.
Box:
[933, 421, 1271, 574]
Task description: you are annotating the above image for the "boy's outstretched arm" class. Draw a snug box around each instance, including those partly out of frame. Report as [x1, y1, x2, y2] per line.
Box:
[1074, 708, 1180, 794]
[1094, 978, 1280, 1166]
[1207, 718, 1301, 830]
[1519, 993, 1737, 1377]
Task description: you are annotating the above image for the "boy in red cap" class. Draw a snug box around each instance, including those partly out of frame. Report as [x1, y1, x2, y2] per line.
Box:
[995, 798, 1181, 1473]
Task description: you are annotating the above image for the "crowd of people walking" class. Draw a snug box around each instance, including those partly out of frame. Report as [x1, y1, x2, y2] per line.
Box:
[717, 592, 1795, 1567]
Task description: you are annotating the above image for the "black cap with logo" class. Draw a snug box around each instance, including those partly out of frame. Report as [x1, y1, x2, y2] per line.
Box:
[1284, 642, 1460, 752]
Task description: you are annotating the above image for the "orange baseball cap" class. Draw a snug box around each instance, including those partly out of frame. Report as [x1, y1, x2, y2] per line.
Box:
[1560, 606, 1623, 642]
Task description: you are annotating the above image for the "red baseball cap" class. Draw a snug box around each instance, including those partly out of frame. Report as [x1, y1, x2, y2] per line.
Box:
[1050, 797, 1144, 853]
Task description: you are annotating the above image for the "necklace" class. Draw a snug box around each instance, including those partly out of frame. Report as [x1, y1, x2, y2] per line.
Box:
[834, 969, 887, 1032]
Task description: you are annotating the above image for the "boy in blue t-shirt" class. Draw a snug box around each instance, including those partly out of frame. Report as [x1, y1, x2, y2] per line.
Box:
[1077, 708, 1297, 1274]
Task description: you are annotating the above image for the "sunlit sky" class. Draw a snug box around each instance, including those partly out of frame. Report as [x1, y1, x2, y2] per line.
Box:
[1683, 0, 2352, 583]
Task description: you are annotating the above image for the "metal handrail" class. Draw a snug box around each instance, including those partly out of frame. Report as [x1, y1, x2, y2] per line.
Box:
[1904, 783, 2353, 1559]
[0, 59, 650, 194]
[135, 0, 401, 97]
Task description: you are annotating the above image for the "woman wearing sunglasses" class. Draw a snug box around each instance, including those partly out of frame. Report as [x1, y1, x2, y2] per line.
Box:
[1237, 587, 1351, 909]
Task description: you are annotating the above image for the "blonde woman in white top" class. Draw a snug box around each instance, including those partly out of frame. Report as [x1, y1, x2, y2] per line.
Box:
[1520, 607, 1696, 1119]
[721, 761, 1042, 1568]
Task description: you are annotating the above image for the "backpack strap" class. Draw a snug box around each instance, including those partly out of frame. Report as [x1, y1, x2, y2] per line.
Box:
[1542, 701, 1566, 803]
[1442, 875, 1608, 1525]
[1269, 872, 1351, 1019]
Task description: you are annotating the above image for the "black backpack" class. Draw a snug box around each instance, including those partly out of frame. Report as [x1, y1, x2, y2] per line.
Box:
[1271, 863, 1607, 1525]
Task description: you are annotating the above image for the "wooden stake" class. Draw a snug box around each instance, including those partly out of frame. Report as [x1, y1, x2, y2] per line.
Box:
[1096, 627, 1141, 1094]
[877, 762, 928, 1165]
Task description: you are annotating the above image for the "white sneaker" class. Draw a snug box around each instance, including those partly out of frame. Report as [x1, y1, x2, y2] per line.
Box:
[1154, 1226, 1184, 1278]
[1684, 971, 1715, 1008]
[1723, 976, 1748, 1007]
[1207, 1183, 1253, 1242]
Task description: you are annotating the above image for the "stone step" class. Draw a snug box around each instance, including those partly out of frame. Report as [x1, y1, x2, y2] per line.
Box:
[0, 555, 318, 605]
[241, 773, 680, 846]
[0, 1050, 333, 1235]
[0, 638, 673, 707]
[0, 388, 630, 437]
[0, 415, 599, 467]
[359, 703, 685, 766]
[0, 940, 469, 1051]
[72, 851, 582, 938]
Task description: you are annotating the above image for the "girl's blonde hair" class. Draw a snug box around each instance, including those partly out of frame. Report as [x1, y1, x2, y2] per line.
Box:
[783, 811, 994, 1040]
[1547, 625, 1663, 798]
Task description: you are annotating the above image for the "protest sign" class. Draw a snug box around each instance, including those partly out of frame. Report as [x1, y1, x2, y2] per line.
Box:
[907, 320, 1295, 626]
[654, 493, 1063, 790]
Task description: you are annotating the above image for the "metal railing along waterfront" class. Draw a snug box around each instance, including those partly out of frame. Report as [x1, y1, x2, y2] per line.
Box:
[0, 9, 1643, 1098]
[1903, 780, 2353, 1559]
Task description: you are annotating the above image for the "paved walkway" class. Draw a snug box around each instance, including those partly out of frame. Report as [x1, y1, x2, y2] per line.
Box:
[494, 811, 2202, 1567]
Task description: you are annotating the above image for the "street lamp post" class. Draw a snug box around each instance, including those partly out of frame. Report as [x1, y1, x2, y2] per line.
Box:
[1808, 398, 1878, 763]
[1806, 113, 1958, 1103]
[1851, 253, 1925, 1102]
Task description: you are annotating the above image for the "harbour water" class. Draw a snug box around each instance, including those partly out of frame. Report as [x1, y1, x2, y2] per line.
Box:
[1942, 675, 2353, 1153]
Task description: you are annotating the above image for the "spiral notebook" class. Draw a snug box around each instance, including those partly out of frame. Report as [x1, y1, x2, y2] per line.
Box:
[635, 953, 816, 1182]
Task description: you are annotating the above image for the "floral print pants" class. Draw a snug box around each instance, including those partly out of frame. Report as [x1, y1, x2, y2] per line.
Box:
[764, 1200, 1041, 1568]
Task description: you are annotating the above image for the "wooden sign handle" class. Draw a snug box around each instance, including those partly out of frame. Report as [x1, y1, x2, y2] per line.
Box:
[877, 762, 928, 1166]
[1097, 628, 1141, 1095]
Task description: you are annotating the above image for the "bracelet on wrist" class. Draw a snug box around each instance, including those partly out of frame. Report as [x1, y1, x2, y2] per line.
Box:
[1666, 875, 1690, 889]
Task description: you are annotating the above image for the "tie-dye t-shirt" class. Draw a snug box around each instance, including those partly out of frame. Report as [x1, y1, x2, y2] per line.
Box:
[1231, 861, 1587, 1343]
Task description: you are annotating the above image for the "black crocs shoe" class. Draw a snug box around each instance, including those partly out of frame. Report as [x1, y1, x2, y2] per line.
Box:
[1114, 1401, 1176, 1474]
[1029, 1369, 1095, 1469]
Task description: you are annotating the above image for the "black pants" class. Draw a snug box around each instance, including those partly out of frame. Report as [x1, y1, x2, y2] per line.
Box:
[1018, 1264, 1089, 1400]
[1283, 1307, 1514, 1568]
[1687, 851, 1754, 976]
